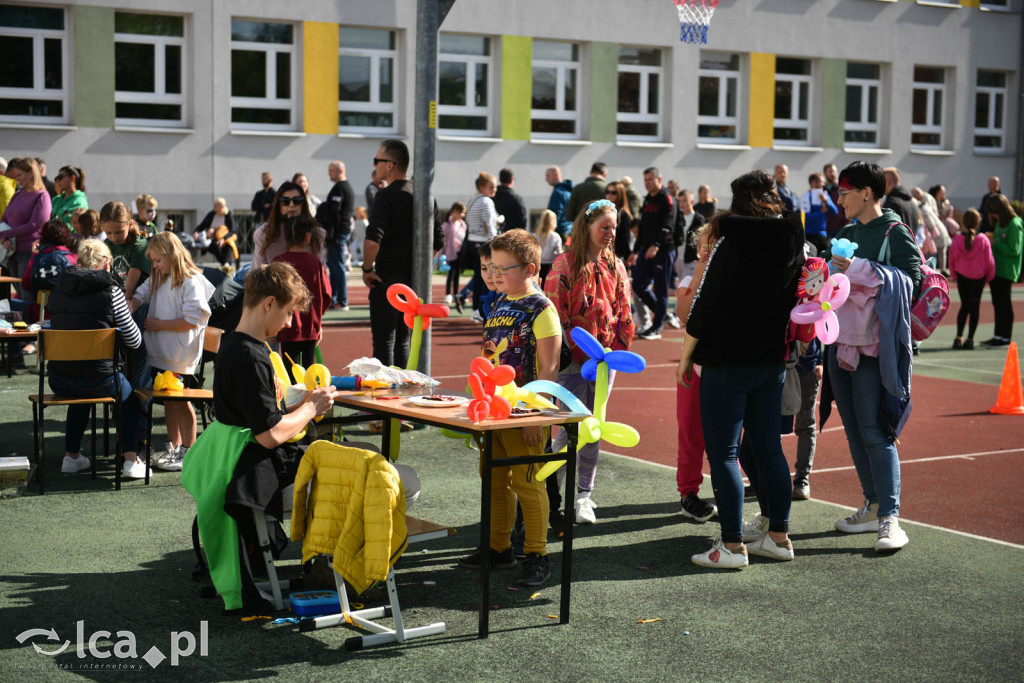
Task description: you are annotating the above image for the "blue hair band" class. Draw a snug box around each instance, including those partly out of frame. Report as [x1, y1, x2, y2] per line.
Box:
[585, 199, 615, 216]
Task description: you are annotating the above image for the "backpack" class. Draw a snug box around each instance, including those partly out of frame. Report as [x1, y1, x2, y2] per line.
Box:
[879, 221, 949, 341]
[31, 245, 72, 292]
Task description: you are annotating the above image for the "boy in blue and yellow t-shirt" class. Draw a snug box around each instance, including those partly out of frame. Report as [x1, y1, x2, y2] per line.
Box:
[457, 229, 562, 587]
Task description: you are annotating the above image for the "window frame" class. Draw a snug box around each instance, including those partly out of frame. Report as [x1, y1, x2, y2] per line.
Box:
[844, 62, 882, 149]
[338, 27, 398, 135]
[530, 40, 581, 140]
[911, 66, 947, 150]
[697, 51, 741, 144]
[616, 46, 664, 142]
[773, 58, 813, 147]
[113, 12, 187, 128]
[974, 70, 1007, 152]
[436, 33, 494, 137]
[0, 6, 69, 125]
[229, 19, 298, 132]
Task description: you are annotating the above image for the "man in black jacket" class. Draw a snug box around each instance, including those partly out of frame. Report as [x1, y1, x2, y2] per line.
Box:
[628, 167, 677, 340]
[362, 140, 445, 368]
[318, 161, 355, 309]
[492, 167, 528, 233]
[250, 172, 275, 224]
[882, 167, 919, 231]
[979, 176, 1000, 233]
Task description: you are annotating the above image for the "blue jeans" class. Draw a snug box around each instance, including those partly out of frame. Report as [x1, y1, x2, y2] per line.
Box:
[632, 248, 675, 331]
[326, 240, 348, 306]
[827, 348, 901, 517]
[48, 371, 139, 454]
[700, 363, 791, 543]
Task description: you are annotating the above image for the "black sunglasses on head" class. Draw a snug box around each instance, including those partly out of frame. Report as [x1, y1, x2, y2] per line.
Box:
[278, 196, 304, 206]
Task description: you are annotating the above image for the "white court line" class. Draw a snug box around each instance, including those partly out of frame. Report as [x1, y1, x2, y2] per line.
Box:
[912, 359, 1006, 377]
[809, 447, 1024, 474]
[596, 448, 1024, 549]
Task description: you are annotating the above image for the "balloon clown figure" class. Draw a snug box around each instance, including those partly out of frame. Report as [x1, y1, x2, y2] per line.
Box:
[789, 258, 851, 345]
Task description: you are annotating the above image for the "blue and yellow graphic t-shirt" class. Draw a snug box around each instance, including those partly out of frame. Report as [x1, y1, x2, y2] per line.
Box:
[482, 291, 560, 385]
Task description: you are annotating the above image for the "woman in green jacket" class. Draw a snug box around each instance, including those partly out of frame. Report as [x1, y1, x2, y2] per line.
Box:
[51, 166, 89, 229]
[983, 194, 1022, 347]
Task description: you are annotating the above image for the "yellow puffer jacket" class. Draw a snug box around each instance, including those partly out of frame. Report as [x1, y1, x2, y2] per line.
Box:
[290, 441, 408, 595]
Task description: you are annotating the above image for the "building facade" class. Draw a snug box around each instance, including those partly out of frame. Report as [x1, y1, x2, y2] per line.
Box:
[1, 0, 1020, 236]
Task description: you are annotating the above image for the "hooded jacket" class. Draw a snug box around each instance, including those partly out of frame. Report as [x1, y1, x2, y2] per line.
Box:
[883, 185, 917, 230]
[686, 212, 805, 367]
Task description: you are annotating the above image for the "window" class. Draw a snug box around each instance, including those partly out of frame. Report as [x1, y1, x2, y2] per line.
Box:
[617, 46, 663, 140]
[531, 41, 580, 139]
[975, 70, 1007, 151]
[0, 4, 67, 124]
[697, 52, 740, 143]
[437, 34, 492, 136]
[774, 58, 812, 145]
[339, 27, 397, 134]
[844, 62, 881, 147]
[230, 19, 297, 130]
[980, 0, 1010, 7]
[911, 66, 947, 149]
[114, 13, 186, 127]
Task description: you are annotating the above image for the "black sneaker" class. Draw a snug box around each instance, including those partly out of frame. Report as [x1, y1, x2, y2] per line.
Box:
[517, 553, 550, 587]
[679, 493, 717, 523]
[457, 547, 517, 570]
[963, 339, 974, 350]
[638, 327, 662, 340]
[454, 296, 465, 314]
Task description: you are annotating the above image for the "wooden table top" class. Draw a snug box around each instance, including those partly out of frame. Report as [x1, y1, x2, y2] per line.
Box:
[0, 276, 21, 284]
[333, 387, 588, 432]
[0, 330, 38, 340]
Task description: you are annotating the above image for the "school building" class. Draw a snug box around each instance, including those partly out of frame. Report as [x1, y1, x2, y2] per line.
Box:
[0, 0, 1020, 239]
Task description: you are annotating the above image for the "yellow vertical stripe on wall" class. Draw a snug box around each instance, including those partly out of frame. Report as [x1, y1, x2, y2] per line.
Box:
[960, 0, 980, 7]
[304, 22, 339, 135]
[501, 35, 532, 141]
[748, 53, 776, 149]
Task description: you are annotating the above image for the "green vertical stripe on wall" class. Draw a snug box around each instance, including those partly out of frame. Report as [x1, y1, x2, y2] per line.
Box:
[589, 42, 618, 143]
[821, 59, 846, 150]
[74, 6, 115, 127]
[501, 36, 531, 140]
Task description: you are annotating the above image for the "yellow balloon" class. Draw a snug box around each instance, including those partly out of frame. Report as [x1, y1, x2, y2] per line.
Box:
[267, 349, 291, 388]
[304, 364, 331, 390]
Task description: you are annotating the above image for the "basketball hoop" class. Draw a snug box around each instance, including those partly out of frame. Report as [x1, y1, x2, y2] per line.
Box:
[673, 0, 720, 44]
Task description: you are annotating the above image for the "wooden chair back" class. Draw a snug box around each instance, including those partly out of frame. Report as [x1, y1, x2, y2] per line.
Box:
[39, 328, 117, 363]
[35, 290, 50, 324]
[203, 326, 223, 355]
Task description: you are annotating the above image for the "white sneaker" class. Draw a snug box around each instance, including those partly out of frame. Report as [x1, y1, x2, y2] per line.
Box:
[741, 513, 770, 542]
[835, 500, 880, 534]
[156, 442, 178, 467]
[747, 533, 794, 561]
[123, 459, 147, 479]
[875, 516, 908, 552]
[575, 494, 597, 524]
[444, 294, 454, 305]
[470, 311, 485, 323]
[691, 540, 748, 569]
[666, 313, 682, 329]
[155, 446, 184, 472]
[61, 454, 91, 474]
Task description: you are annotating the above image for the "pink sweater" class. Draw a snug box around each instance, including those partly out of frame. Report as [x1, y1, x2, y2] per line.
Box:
[1, 190, 51, 252]
[948, 232, 996, 282]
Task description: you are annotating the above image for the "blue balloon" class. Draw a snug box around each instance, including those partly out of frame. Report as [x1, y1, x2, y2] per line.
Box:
[581, 358, 600, 382]
[521, 380, 591, 415]
[570, 327, 606, 360]
[604, 350, 646, 374]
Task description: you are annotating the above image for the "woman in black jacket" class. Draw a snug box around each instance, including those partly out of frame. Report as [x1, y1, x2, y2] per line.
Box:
[677, 170, 804, 569]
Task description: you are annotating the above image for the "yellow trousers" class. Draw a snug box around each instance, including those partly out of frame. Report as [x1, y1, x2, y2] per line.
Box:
[481, 427, 549, 556]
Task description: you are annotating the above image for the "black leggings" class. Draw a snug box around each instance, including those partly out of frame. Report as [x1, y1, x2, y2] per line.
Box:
[445, 256, 461, 296]
[990, 276, 1015, 340]
[955, 275, 986, 340]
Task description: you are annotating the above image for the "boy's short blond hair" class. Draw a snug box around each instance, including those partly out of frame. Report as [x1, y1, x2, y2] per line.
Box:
[135, 193, 157, 212]
[243, 262, 311, 312]
[77, 238, 113, 270]
[490, 229, 541, 273]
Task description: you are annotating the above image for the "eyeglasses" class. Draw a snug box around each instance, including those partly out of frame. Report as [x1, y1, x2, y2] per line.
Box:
[373, 157, 395, 166]
[485, 263, 524, 275]
[837, 189, 858, 198]
[278, 196, 305, 206]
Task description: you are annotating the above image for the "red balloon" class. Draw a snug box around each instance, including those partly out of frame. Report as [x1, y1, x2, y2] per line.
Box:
[490, 395, 511, 420]
[491, 365, 515, 387]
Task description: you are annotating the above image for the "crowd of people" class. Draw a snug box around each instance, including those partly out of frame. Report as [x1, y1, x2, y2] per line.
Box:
[1, 146, 1021, 584]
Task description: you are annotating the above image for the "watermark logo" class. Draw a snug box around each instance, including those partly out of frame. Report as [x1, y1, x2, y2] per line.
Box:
[16, 621, 208, 669]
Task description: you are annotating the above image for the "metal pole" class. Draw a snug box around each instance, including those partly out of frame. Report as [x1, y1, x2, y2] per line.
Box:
[412, 0, 454, 376]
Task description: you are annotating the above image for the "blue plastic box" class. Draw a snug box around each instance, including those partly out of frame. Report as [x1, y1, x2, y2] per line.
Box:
[289, 590, 342, 617]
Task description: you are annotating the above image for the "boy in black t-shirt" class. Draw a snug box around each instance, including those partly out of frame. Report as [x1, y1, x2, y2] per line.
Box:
[214, 262, 336, 522]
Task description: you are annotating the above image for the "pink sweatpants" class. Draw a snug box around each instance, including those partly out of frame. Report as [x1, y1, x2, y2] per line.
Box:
[676, 373, 706, 497]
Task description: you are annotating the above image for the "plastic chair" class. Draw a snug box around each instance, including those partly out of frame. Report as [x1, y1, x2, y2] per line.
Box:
[29, 328, 123, 494]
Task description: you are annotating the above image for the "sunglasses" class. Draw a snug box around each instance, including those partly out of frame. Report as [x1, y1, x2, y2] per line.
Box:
[605, 189, 617, 195]
[373, 157, 395, 166]
[278, 196, 305, 206]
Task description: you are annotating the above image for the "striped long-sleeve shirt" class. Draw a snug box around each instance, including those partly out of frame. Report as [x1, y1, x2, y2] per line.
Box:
[465, 193, 498, 243]
[110, 286, 143, 350]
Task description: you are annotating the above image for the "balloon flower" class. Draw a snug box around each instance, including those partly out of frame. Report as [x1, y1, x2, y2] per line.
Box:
[790, 272, 851, 345]
[154, 370, 184, 392]
[386, 283, 450, 372]
[535, 327, 646, 480]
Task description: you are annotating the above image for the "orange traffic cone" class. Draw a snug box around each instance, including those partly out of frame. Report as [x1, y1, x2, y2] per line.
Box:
[989, 342, 1024, 415]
